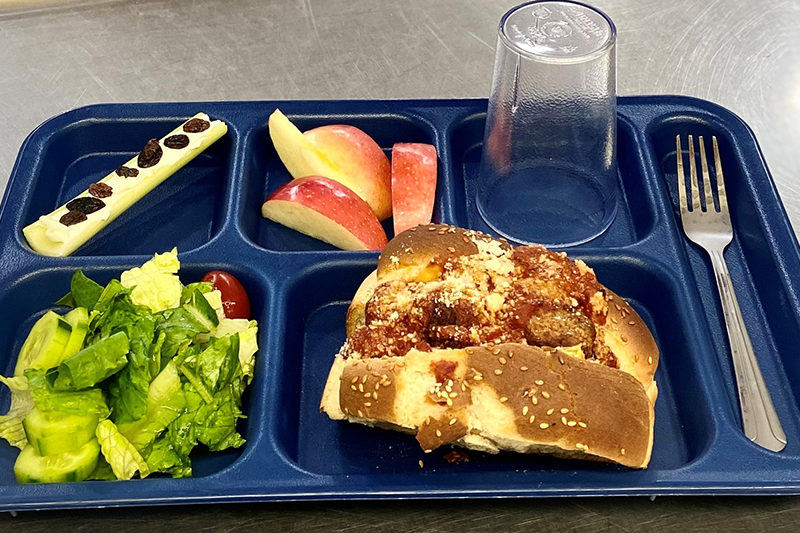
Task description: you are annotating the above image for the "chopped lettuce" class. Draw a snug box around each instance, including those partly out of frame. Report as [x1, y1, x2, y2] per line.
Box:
[5, 248, 259, 482]
[55, 269, 104, 310]
[96, 419, 150, 480]
[118, 361, 185, 450]
[51, 332, 129, 390]
[26, 370, 110, 418]
[212, 319, 258, 382]
[0, 375, 33, 449]
[120, 248, 182, 313]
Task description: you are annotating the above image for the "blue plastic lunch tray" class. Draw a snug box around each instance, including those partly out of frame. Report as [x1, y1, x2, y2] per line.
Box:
[1, 96, 800, 510]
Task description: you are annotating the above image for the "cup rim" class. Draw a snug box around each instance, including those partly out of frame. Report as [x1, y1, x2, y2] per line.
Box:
[498, 0, 617, 64]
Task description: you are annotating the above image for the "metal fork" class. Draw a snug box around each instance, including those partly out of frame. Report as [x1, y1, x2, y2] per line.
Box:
[676, 135, 786, 452]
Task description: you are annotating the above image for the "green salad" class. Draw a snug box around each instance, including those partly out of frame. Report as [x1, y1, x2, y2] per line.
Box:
[0, 249, 258, 483]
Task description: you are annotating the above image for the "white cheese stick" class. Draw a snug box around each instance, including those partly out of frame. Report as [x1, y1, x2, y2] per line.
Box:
[23, 113, 227, 257]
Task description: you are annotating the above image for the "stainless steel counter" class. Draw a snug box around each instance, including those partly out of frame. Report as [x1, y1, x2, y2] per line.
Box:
[1, 0, 800, 528]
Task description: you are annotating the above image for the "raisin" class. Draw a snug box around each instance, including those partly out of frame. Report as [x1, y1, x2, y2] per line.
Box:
[183, 118, 210, 133]
[65, 196, 105, 215]
[60, 210, 87, 226]
[115, 166, 139, 178]
[164, 134, 189, 149]
[88, 182, 113, 198]
[137, 138, 162, 168]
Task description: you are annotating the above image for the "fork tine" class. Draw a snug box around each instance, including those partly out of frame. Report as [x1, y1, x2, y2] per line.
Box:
[676, 135, 689, 213]
[713, 136, 729, 213]
[687, 135, 701, 211]
[698, 136, 714, 211]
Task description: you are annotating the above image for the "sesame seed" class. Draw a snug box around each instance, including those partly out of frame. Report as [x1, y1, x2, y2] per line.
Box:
[529, 415, 536, 423]
[535, 380, 544, 386]
[578, 421, 587, 428]
[474, 375, 483, 381]
[621, 334, 628, 343]
[499, 357, 506, 365]
[359, 384, 364, 393]
[446, 398, 453, 406]
[436, 429, 442, 437]
[539, 423, 549, 429]
[357, 410, 363, 417]
[531, 396, 539, 405]
[365, 402, 372, 407]
[449, 418, 458, 425]
[499, 397, 508, 403]
[568, 421, 577, 427]
[447, 379, 453, 388]
[523, 406, 529, 416]
[351, 385, 357, 391]
[547, 408, 554, 415]
[373, 392, 378, 399]
[576, 443, 584, 449]
[447, 247, 456, 253]
[450, 392, 458, 398]
[559, 356, 565, 365]
[424, 449, 432, 454]
[542, 391, 551, 399]
[648, 356, 653, 365]
[611, 317, 618, 324]
[492, 348, 501, 355]
[419, 460, 424, 468]
[621, 448, 626, 455]
[384, 380, 392, 386]
[557, 383, 566, 391]
[428, 226, 437, 231]
[629, 320, 635, 325]
[561, 408, 569, 414]
[364, 392, 371, 398]
[351, 376, 359, 384]
[461, 383, 466, 391]
[520, 366, 529, 371]
[375, 382, 380, 390]
[494, 369, 503, 375]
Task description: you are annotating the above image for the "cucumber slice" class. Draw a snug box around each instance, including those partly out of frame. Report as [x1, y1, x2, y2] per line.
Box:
[22, 408, 99, 456]
[14, 311, 72, 376]
[62, 307, 89, 358]
[14, 439, 100, 484]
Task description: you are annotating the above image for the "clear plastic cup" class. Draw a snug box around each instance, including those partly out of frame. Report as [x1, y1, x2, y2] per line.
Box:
[476, 0, 617, 247]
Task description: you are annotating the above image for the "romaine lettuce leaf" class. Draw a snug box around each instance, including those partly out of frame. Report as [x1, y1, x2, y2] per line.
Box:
[212, 319, 258, 382]
[51, 332, 129, 390]
[55, 269, 104, 310]
[96, 419, 150, 480]
[193, 382, 246, 451]
[192, 334, 239, 394]
[0, 375, 32, 449]
[154, 307, 208, 362]
[118, 361, 186, 450]
[120, 248, 182, 313]
[146, 433, 192, 478]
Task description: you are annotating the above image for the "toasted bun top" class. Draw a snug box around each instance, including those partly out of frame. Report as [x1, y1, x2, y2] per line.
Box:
[348, 224, 658, 398]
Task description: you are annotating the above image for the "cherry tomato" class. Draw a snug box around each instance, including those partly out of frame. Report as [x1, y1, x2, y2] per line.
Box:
[201, 271, 251, 319]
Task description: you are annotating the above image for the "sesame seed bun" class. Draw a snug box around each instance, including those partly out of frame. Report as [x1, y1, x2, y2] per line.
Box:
[321, 344, 653, 468]
[324, 224, 660, 468]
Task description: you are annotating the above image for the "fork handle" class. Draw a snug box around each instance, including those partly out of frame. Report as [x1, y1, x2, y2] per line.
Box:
[709, 249, 787, 452]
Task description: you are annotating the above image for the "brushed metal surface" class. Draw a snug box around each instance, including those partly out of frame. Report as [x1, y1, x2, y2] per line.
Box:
[0, 0, 797, 236]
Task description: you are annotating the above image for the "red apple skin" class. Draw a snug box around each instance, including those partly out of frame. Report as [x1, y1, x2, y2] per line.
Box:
[391, 143, 438, 235]
[262, 176, 388, 251]
[303, 125, 392, 221]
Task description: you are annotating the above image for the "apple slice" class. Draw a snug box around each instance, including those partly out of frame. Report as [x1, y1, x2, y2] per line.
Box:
[267, 109, 392, 221]
[262, 176, 388, 251]
[391, 143, 438, 235]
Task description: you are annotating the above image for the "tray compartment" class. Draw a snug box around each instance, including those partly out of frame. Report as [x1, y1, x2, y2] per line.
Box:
[274, 256, 714, 476]
[448, 112, 657, 248]
[239, 112, 440, 252]
[649, 111, 800, 453]
[0, 259, 272, 485]
[17, 115, 235, 257]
